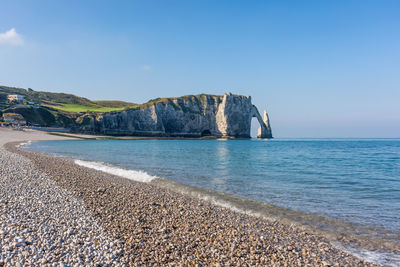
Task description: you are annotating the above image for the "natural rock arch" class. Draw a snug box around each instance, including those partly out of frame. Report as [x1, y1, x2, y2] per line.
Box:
[251, 105, 272, 139]
[81, 93, 272, 139]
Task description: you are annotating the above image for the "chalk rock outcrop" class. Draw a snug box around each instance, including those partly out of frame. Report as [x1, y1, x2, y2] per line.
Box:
[78, 93, 272, 138]
[257, 109, 272, 138]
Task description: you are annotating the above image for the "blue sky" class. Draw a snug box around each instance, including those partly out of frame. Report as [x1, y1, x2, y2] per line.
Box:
[1, 0, 399, 137]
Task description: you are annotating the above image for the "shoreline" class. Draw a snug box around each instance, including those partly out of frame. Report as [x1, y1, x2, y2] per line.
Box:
[18, 143, 400, 265]
[0, 128, 381, 265]
[18, 126, 270, 140]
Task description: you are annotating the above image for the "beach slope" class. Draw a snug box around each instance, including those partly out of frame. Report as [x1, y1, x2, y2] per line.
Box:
[0, 128, 377, 266]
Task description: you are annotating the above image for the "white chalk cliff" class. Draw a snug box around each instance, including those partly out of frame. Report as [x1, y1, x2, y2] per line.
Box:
[78, 93, 272, 138]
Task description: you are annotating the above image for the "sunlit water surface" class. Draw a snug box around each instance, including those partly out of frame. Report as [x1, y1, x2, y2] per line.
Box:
[27, 138, 400, 265]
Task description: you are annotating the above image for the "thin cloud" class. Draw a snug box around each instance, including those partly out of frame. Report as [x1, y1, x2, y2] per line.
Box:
[0, 28, 24, 46]
[142, 65, 152, 72]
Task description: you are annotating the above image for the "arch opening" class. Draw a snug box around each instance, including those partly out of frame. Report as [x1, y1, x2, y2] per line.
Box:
[201, 129, 212, 136]
[250, 117, 260, 138]
[251, 105, 272, 139]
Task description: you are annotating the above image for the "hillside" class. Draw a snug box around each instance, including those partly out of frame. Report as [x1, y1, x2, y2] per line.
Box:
[0, 85, 94, 106]
[0, 86, 244, 132]
[0, 85, 137, 112]
[0, 85, 221, 127]
[0, 85, 136, 127]
[0, 85, 221, 114]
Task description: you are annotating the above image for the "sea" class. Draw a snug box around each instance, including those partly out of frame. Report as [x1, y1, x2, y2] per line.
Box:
[25, 138, 400, 266]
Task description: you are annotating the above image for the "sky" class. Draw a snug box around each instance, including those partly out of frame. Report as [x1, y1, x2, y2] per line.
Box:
[1, 0, 399, 138]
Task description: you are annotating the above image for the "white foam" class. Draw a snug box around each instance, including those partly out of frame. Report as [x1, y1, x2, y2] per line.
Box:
[332, 242, 400, 267]
[190, 190, 400, 266]
[74, 159, 157, 183]
[192, 193, 272, 221]
[17, 140, 32, 147]
[74, 159, 400, 266]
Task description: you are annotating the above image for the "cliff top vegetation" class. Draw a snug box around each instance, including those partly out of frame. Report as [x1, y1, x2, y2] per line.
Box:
[0, 85, 230, 127]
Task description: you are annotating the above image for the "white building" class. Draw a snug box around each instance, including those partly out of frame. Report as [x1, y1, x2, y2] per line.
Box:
[7, 94, 24, 102]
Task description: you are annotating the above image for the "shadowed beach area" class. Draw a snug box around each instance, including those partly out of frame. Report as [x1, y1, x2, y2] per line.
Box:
[0, 128, 380, 266]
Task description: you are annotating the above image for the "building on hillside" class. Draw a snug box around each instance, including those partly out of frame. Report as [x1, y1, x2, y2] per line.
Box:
[7, 94, 24, 102]
[3, 113, 26, 126]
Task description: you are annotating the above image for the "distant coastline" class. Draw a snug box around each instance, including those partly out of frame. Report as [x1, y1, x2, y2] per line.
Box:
[1, 86, 272, 139]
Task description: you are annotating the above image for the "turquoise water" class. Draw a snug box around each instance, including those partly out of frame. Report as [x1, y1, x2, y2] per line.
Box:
[27, 138, 400, 262]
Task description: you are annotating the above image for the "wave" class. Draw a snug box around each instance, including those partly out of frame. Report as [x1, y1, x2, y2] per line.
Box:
[72, 158, 399, 266]
[74, 159, 157, 183]
[17, 140, 32, 147]
[333, 242, 400, 267]
[153, 177, 400, 267]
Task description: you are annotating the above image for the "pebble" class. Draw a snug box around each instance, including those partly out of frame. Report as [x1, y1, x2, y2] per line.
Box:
[0, 130, 385, 266]
[0, 134, 127, 266]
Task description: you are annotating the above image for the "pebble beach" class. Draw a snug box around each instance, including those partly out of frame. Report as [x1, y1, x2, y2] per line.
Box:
[0, 128, 379, 266]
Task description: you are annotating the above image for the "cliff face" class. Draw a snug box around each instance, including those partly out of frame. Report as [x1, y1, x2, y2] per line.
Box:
[77, 93, 272, 138]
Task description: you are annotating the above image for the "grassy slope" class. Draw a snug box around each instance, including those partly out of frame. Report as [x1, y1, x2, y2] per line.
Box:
[0, 85, 228, 129]
[0, 85, 136, 113]
[42, 103, 132, 113]
[1, 85, 220, 113]
[0, 85, 94, 106]
[93, 100, 138, 108]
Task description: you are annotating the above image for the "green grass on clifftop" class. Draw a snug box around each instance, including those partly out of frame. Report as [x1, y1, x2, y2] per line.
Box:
[1, 85, 227, 128]
[0, 85, 137, 113]
[93, 100, 138, 108]
[42, 103, 134, 113]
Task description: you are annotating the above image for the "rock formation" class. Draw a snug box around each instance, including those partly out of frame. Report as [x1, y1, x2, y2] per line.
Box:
[77, 93, 272, 138]
[257, 109, 272, 138]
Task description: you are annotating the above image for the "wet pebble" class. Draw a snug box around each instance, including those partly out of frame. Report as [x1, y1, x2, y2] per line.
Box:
[1, 132, 384, 266]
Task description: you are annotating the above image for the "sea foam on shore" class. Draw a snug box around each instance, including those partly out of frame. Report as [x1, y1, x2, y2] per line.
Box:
[76, 157, 400, 266]
[74, 159, 157, 183]
[0, 129, 387, 266]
